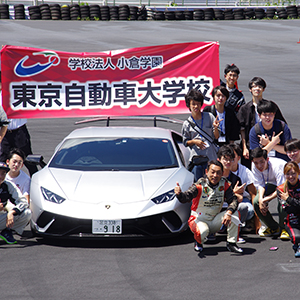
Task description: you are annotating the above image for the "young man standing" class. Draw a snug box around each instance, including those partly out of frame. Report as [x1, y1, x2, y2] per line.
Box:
[6, 148, 30, 204]
[174, 160, 243, 254]
[237, 77, 286, 169]
[0, 162, 31, 244]
[220, 64, 245, 114]
[250, 147, 289, 240]
[249, 100, 291, 162]
[182, 89, 220, 180]
[203, 85, 240, 147]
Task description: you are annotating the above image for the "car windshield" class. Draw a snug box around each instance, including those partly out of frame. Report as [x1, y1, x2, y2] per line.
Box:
[49, 137, 179, 171]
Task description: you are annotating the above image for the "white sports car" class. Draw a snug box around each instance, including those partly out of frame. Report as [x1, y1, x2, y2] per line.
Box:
[29, 117, 194, 238]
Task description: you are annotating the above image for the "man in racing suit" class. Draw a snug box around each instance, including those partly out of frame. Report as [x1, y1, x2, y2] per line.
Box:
[174, 160, 243, 254]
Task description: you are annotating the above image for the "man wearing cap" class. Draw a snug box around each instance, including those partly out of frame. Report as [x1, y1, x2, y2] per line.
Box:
[0, 162, 31, 244]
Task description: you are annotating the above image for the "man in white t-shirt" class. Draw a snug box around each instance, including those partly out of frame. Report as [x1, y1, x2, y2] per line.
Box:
[250, 147, 287, 239]
[5, 148, 30, 204]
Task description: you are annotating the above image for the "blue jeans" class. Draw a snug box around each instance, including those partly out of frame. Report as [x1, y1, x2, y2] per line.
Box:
[238, 198, 255, 223]
[192, 163, 208, 182]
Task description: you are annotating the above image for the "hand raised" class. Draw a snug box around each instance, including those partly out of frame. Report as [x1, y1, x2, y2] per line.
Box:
[233, 182, 246, 195]
[174, 182, 182, 195]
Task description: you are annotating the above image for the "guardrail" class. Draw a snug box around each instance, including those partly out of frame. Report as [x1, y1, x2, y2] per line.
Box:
[1, 0, 299, 7]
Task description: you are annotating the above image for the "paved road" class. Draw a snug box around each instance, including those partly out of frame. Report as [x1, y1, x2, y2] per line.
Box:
[1, 19, 300, 299]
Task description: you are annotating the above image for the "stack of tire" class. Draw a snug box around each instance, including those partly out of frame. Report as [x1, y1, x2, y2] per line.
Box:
[183, 10, 193, 20]
[80, 5, 90, 20]
[153, 11, 165, 20]
[276, 7, 287, 19]
[14, 4, 25, 20]
[254, 8, 265, 19]
[224, 9, 234, 20]
[40, 4, 51, 20]
[129, 6, 138, 20]
[204, 8, 214, 20]
[175, 10, 185, 20]
[244, 8, 255, 19]
[233, 8, 244, 20]
[70, 4, 80, 20]
[5, 4, 300, 22]
[89, 5, 101, 20]
[50, 4, 61, 20]
[100, 6, 110, 20]
[0, 3, 9, 19]
[146, 9, 154, 20]
[164, 10, 175, 20]
[61, 5, 70, 20]
[137, 5, 147, 20]
[109, 6, 119, 20]
[193, 9, 204, 20]
[28, 6, 41, 20]
[119, 5, 130, 20]
[265, 7, 276, 19]
[286, 5, 298, 18]
[214, 9, 224, 20]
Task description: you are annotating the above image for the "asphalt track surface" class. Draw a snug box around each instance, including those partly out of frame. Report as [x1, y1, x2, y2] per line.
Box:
[0, 19, 300, 299]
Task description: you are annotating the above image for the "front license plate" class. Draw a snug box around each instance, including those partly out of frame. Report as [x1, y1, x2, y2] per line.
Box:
[92, 219, 122, 234]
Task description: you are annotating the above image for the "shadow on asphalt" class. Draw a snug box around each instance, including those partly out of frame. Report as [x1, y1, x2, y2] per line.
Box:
[197, 246, 256, 258]
[16, 228, 265, 251]
[22, 229, 196, 249]
[196, 234, 261, 257]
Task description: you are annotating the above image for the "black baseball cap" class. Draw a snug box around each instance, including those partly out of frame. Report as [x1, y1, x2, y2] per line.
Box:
[0, 162, 10, 172]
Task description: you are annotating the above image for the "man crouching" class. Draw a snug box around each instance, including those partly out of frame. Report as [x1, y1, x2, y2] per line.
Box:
[175, 160, 243, 254]
[0, 162, 31, 244]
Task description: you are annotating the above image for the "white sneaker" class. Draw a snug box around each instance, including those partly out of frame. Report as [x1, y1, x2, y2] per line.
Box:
[237, 237, 246, 244]
[258, 226, 266, 236]
[194, 241, 203, 252]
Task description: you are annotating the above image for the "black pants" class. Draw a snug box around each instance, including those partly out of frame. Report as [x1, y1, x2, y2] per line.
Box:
[0, 124, 38, 176]
[285, 214, 300, 245]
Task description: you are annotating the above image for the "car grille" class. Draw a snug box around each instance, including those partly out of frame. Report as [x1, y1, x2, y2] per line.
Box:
[36, 211, 183, 238]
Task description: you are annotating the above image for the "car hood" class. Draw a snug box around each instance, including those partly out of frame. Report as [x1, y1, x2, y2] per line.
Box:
[48, 168, 178, 204]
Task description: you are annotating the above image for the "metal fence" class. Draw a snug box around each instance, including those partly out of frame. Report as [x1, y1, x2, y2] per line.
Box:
[1, 0, 299, 6]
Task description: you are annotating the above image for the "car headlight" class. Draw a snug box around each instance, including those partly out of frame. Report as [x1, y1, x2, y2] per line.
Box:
[41, 187, 65, 204]
[151, 190, 176, 204]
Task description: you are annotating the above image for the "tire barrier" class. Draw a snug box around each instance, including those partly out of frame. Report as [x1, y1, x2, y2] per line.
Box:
[0, 3, 10, 19]
[0, 4, 300, 21]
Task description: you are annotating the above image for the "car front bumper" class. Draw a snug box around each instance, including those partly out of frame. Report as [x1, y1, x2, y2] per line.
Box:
[31, 210, 189, 238]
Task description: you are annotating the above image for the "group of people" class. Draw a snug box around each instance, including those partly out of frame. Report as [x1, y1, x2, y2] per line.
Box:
[0, 71, 33, 244]
[176, 64, 300, 257]
[1, 64, 300, 257]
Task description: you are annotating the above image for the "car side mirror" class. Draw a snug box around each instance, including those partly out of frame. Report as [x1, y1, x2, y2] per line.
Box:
[26, 155, 47, 169]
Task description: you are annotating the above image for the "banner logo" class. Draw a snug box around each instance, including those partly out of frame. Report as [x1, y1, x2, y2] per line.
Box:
[14, 51, 60, 77]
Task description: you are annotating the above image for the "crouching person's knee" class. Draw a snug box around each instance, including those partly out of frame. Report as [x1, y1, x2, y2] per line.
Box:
[13, 208, 32, 235]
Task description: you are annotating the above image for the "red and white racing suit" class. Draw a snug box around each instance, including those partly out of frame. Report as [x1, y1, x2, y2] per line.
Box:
[177, 177, 239, 244]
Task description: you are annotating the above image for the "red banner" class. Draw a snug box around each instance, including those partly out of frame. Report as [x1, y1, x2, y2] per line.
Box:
[0, 42, 219, 119]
